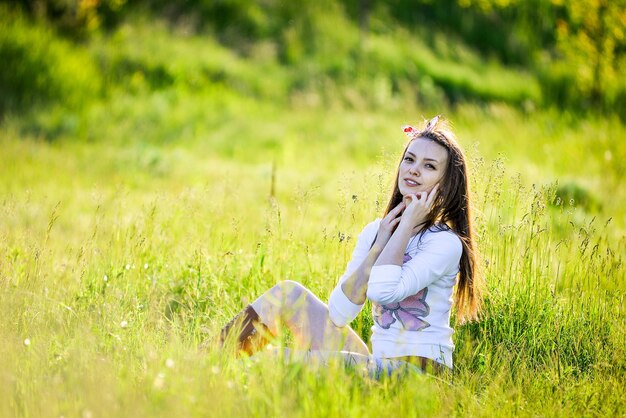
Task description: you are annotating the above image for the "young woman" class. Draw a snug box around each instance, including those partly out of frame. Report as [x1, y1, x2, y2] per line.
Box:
[219, 116, 482, 375]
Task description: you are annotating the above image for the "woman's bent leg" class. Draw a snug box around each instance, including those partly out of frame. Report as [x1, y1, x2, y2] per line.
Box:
[251, 280, 369, 355]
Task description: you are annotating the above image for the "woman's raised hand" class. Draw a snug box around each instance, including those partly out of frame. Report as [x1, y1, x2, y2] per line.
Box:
[400, 184, 439, 232]
[374, 201, 405, 248]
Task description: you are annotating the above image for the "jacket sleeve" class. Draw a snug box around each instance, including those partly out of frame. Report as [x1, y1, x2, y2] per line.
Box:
[366, 230, 462, 305]
[328, 219, 380, 327]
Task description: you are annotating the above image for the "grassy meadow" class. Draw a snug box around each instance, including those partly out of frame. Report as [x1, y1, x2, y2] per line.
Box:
[2, 8, 626, 418]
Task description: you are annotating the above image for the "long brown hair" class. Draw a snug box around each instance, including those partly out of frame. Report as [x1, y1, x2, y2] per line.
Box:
[384, 116, 483, 323]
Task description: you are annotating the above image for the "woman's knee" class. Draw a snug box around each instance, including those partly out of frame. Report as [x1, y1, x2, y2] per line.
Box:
[273, 280, 307, 299]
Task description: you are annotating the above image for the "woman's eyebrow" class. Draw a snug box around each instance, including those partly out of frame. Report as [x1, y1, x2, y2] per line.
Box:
[406, 151, 440, 163]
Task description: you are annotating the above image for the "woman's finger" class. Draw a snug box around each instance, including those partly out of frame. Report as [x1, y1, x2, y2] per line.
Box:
[388, 201, 406, 217]
[426, 184, 439, 206]
[404, 194, 417, 205]
[410, 192, 426, 208]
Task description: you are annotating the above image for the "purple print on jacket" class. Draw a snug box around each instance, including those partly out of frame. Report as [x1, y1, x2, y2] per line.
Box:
[372, 252, 431, 331]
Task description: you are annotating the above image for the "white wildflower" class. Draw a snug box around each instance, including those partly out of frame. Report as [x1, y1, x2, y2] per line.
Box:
[165, 358, 175, 369]
[23, 338, 31, 347]
[153, 372, 166, 390]
[120, 320, 128, 328]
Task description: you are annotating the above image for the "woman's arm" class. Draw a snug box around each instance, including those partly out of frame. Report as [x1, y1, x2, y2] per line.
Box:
[340, 242, 384, 305]
[327, 202, 405, 327]
[375, 188, 438, 266]
[367, 230, 462, 305]
[372, 222, 413, 267]
[368, 188, 462, 305]
[340, 201, 406, 304]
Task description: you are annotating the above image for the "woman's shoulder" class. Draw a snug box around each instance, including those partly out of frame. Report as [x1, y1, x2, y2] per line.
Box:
[359, 218, 381, 238]
[421, 224, 463, 251]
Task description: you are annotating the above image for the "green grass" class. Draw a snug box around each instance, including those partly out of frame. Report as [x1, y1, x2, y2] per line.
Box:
[1, 99, 625, 416]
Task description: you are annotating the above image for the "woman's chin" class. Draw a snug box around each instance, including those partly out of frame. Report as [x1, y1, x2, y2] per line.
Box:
[400, 187, 426, 196]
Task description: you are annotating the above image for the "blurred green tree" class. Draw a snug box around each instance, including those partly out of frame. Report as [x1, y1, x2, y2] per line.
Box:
[10, 0, 127, 36]
[552, 0, 626, 110]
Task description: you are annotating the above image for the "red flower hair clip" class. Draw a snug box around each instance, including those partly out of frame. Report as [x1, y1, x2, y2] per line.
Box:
[402, 115, 441, 140]
[402, 125, 418, 140]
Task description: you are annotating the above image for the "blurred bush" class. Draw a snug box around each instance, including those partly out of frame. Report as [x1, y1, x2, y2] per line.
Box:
[8, 0, 128, 36]
[1, 0, 624, 118]
[551, 181, 601, 213]
[90, 20, 290, 99]
[362, 0, 626, 115]
[0, 5, 102, 116]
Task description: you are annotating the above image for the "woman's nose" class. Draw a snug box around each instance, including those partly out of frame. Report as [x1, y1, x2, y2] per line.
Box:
[409, 165, 420, 176]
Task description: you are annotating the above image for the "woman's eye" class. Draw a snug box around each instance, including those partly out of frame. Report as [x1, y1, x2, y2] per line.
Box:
[404, 157, 413, 162]
[425, 164, 435, 169]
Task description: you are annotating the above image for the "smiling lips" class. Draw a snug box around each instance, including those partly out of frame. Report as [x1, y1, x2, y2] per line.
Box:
[404, 178, 420, 187]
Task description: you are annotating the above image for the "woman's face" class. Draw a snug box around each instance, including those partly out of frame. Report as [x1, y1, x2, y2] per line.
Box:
[397, 138, 449, 197]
